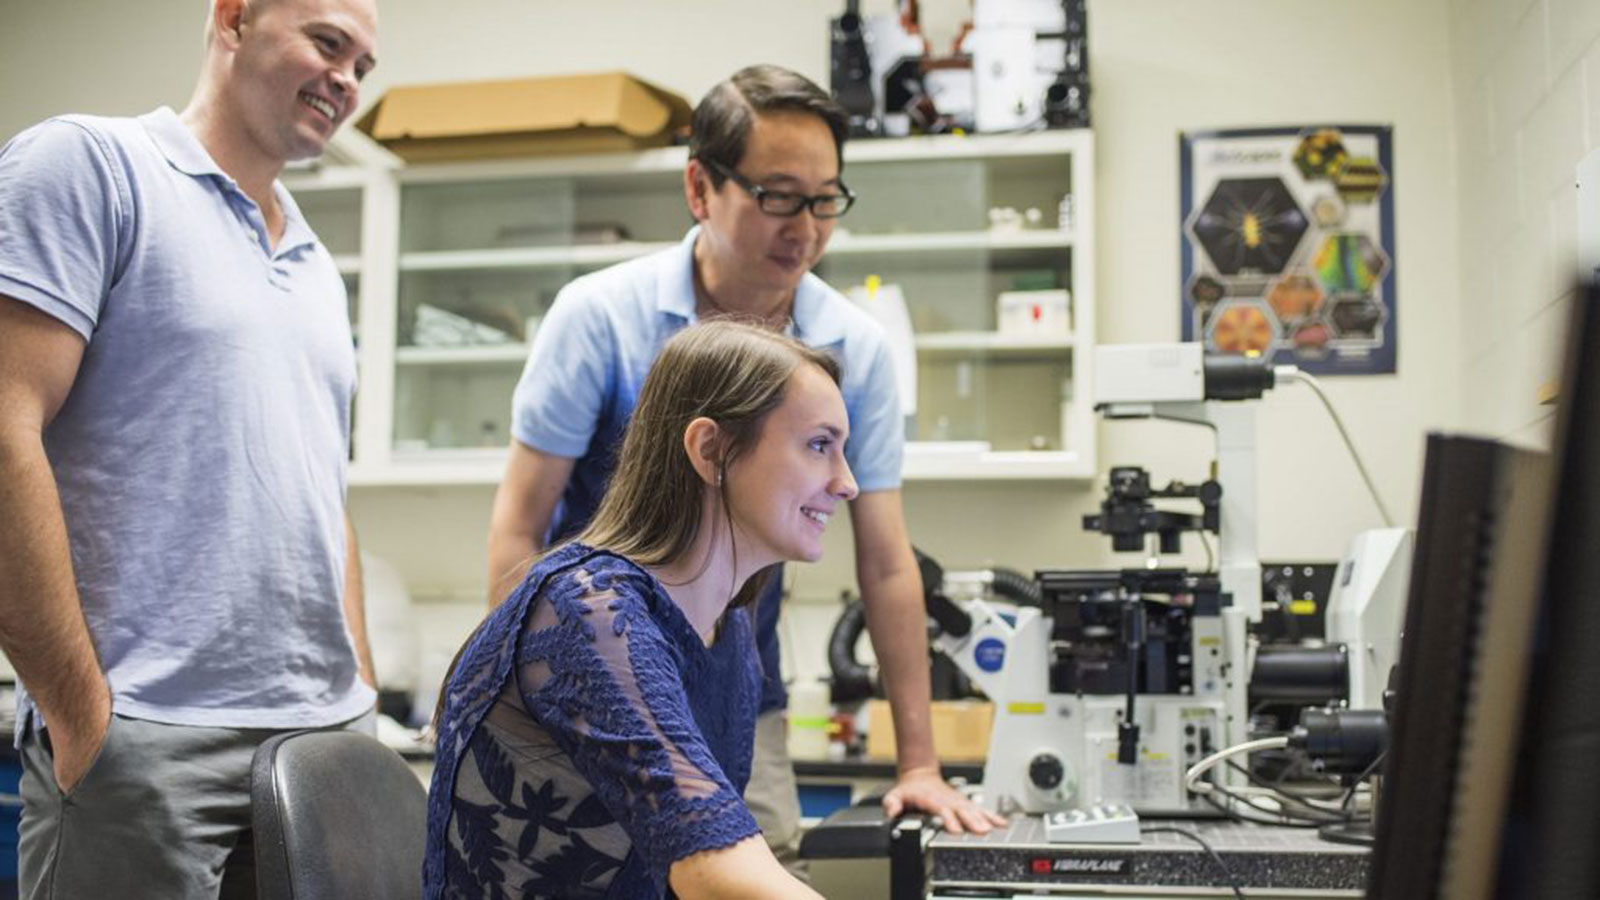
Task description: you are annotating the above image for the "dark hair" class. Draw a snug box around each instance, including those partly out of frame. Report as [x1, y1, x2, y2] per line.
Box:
[690, 64, 849, 186]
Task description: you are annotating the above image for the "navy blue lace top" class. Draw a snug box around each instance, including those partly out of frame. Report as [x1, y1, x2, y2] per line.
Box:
[423, 543, 762, 899]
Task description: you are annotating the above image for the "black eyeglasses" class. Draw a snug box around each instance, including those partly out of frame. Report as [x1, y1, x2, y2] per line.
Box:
[702, 158, 856, 219]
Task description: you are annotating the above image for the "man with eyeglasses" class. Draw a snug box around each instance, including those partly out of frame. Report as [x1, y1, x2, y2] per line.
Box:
[488, 63, 1003, 878]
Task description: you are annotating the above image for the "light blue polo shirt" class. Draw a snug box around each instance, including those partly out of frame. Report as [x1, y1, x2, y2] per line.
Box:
[0, 108, 374, 734]
[511, 227, 904, 714]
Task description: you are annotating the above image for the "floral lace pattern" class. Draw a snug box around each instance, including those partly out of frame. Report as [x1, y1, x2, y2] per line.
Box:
[424, 544, 762, 899]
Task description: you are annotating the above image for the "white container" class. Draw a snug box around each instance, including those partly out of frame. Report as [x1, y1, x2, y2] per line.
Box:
[996, 288, 1071, 336]
[847, 277, 917, 416]
[787, 679, 833, 761]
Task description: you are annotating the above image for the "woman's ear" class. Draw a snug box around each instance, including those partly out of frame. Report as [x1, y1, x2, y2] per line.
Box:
[683, 417, 722, 487]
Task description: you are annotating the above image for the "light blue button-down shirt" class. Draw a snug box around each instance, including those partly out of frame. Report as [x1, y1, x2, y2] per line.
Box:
[511, 226, 904, 544]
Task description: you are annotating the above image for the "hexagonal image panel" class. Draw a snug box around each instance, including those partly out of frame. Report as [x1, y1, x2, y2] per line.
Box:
[1266, 274, 1324, 326]
[1291, 319, 1334, 358]
[1186, 177, 1310, 276]
[1293, 129, 1349, 181]
[1327, 295, 1387, 341]
[1310, 192, 1346, 228]
[1334, 155, 1387, 204]
[1188, 273, 1226, 307]
[1206, 299, 1279, 356]
[1186, 273, 1223, 328]
[1311, 232, 1389, 295]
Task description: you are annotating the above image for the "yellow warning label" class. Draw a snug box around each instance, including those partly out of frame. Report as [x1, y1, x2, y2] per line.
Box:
[1290, 599, 1318, 615]
[1007, 702, 1047, 715]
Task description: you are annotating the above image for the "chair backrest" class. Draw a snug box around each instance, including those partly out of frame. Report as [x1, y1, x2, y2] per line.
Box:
[251, 729, 427, 900]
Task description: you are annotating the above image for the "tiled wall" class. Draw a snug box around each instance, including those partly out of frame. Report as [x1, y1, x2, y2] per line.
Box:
[1452, 0, 1600, 446]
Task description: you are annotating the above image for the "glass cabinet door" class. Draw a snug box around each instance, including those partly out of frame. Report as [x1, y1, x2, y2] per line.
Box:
[294, 186, 364, 332]
[391, 170, 684, 454]
[377, 133, 1090, 477]
[291, 185, 365, 458]
[817, 151, 1075, 452]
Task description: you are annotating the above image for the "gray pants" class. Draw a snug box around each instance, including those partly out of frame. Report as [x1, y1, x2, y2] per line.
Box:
[744, 708, 809, 882]
[18, 711, 373, 900]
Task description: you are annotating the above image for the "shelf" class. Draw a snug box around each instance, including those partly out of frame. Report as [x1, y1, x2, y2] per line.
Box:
[348, 442, 1091, 487]
[398, 230, 1070, 274]
[914, 332, 1074, 354]
[829, 230, 1071, 255]
[902, 443, 1091, 480]
[350, 448, 507, 488]
[392, 129, 1094, 184]
[395, 344, 529, 366]
[399, 241, 671, 272]
[842, 129, 1093, 164]
[391, 333, 1068, 363]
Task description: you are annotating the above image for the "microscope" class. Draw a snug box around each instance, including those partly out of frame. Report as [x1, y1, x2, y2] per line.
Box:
[930, 345, 1275, 815]
[928, 343, 1405, 823]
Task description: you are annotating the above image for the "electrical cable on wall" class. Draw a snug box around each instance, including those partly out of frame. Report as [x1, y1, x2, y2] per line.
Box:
[1275, 366, 1396, 527]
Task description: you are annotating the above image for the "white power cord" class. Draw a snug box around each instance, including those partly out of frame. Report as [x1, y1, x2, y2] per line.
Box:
[1184, 736, 1314, 825]
[1185, 734, 1363, 825]
[1185, 735, 1290, 796]
[1273, 365, 1396, 527]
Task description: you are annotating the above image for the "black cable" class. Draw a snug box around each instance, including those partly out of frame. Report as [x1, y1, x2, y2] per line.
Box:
[1119, 599, 1143, 765]
[1200, 782, 1336, 827]
[1338, 751, 1386, 814]
[1225, 760, 1342, 800]
[1198, 529, 1216, 572]
[1141, 826, 1245, 899]
[1197, 757, 1337, 827]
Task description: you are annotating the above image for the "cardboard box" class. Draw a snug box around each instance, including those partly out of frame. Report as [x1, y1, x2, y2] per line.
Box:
[865, 699, 993, 763]
[357, 71, 692, 162]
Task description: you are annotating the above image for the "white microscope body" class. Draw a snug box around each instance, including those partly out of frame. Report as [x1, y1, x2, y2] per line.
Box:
[934, 344, 1266, 815]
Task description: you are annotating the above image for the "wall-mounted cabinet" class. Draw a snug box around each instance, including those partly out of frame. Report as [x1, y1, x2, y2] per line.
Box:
[280, 162, 396, 464]
[286, 130, 1096, 486]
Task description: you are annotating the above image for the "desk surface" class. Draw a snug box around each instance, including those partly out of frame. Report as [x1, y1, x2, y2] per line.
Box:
[793, 758, 985, 782]
[931, 816, 1367, 896]
[404, 743, 989, 784]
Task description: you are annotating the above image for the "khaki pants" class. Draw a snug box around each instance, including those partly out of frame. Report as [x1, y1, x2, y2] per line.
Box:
[744, 708, 808, 882]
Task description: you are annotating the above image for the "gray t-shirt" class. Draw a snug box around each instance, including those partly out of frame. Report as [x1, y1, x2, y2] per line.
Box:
[0, 108, 374, 732]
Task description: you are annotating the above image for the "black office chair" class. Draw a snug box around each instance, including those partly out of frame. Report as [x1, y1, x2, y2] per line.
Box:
[251, 729, 427, 900]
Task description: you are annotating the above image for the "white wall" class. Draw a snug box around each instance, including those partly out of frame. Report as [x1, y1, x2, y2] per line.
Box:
[2, 1, 1474, 687]
[1449, 0, 1600, 449]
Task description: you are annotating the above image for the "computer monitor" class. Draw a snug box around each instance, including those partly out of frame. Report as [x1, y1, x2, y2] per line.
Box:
[1367, 281, 1600, 900]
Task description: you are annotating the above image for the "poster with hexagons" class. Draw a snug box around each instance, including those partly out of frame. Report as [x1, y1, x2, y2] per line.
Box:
[1180, 125, 1395, 374]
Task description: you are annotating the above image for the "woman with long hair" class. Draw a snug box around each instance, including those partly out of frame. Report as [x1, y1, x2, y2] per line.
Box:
[424, 321, 856, 899]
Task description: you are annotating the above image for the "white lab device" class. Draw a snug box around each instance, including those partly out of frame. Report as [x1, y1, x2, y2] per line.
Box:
[1093, 344, 1206, 405]
[1044, 803, 1141, 844]
[1325, 527, 1413, 710]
